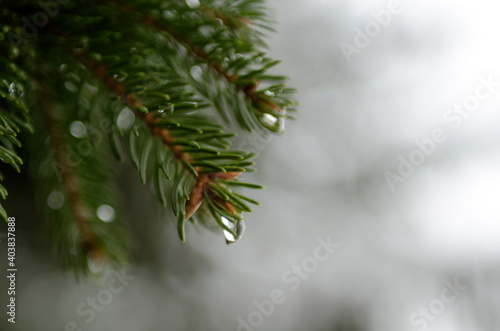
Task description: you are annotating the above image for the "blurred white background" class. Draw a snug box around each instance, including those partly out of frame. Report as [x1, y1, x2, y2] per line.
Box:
[3, 0, 500, 330]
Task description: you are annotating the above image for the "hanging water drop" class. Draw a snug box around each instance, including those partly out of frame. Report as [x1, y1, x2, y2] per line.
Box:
[9, 47, 19, 58]
[69, 121, 87, 138]
[162, 10, 176, 20]
[259, 113, 285, 134]
[8, 83, 17, 97]
[158, 104, 174, 116]
[199, 25, 213, 37]
[264, 90, 275, 97]
[185, 0, 200, 8]
[221, 217, 245, 245]
[190, 66, 203, 81]
[97, 204, 115, 223]
[47, 191, 65, 210]
[87, 253, 104, 274]
[65, 81, 78, 92]
[117, 107, 135, 131]
[113, 73, 126, 82]
[262, 113, 277, 125]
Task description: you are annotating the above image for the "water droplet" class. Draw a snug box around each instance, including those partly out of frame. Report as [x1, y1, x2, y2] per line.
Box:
[256, 56, 263, 63]
[264, 90, 275, 97]
[260, 114, 285, 133]
[87, 253, 104, 274]
[158, 104, 174, 116]
[221, 217, 245, 245]
[162, 10, 176, 20]
[10, 83, 24, 97]
[8, 83, 17, 97]
[87, 84, 98, 93]
[235, 54, 244, 59]
[9, 46, 19, 58]
[130, 47, 138, 53]
[97, 205, 115, 223]
[69, 121, 87, 138]
[60, 64, 67, 72]
[113, 73, 126, 82]
[185, 0, 200, 8]
[190, 66, 203, 81]
[198, 25, 213, 37]
[65, 81, 78, 92]
[204, 43, 216, 54]
[262, 113, 277, 125]
[47, 191, 65, 210]
[117, 107, 135, 131]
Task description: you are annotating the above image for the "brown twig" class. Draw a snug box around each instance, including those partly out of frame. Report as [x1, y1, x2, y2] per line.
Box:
[39, 82, 103, 260]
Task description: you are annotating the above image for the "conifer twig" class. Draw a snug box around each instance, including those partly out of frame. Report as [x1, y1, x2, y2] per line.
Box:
[199, 4, 252, 30]
[111, 0, 283, 117]
[38, 82, 103, 260]
[75, 50, 240, 220]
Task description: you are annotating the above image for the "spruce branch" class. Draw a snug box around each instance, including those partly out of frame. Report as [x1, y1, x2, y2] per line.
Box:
[1, 0, 296, 273]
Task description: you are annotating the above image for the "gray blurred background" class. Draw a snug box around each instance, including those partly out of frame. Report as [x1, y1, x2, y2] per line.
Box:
[3, 0, 500, 330]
